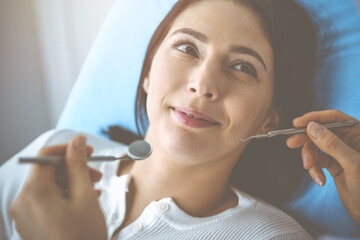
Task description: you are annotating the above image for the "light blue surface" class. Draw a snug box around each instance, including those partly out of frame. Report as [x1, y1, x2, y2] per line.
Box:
[57, 0, 178, 136]
[57, 0, 360, 237]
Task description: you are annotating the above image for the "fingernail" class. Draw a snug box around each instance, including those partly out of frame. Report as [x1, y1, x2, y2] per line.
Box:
[75, 136, 86, 150]
[302, 154, 310, 168]
[315, 177, 324, 186]
[308, 122, 323, 139]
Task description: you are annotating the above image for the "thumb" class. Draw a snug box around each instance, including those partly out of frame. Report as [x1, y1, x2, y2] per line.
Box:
[307, 122, 356, 170]
[65, 135, 93, 199]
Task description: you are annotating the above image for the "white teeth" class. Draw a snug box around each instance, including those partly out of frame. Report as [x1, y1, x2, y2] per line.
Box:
[185, 113, 194, 118]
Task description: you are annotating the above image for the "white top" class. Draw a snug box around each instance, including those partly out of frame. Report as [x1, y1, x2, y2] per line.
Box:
[0, 129, 313, 240]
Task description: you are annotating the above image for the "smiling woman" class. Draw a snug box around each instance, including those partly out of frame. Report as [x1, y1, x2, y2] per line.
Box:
[142, 1, 276, 167]
[4, 0, 341, 239]
[132, 0, 317, 206]
[107, 0, 316, 237]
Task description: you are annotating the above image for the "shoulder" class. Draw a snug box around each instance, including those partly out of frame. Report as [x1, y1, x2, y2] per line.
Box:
[217, 187, 313, 239]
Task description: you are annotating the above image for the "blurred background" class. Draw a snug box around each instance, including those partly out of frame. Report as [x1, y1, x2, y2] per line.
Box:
[0, 0, 115, 165]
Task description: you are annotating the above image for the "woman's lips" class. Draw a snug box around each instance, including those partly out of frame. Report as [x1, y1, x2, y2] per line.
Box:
[170, 106, 220, 128]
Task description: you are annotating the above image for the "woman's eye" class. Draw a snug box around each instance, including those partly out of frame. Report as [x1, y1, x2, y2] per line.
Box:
[233, 63, 257, 77]
[176, 44, 199, 57]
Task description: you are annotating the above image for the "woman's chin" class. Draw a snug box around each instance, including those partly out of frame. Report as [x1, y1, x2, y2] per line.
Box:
[146, 118, 236, 163]
[159, 132, 218, 163]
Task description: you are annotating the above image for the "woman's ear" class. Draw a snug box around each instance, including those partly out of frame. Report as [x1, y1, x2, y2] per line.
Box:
[143, 76, 150, 93]
[257, 106, 281, 134]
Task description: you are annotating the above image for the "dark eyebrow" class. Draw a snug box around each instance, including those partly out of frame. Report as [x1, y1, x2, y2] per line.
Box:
[229, 45, 267, 72]
[170, 28, 208, 43]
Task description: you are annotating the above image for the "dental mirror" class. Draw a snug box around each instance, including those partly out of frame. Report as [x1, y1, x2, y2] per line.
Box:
[19, 140, 152, 165]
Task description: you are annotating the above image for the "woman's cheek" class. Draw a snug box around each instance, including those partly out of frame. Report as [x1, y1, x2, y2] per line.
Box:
[226, 88, 272, 136]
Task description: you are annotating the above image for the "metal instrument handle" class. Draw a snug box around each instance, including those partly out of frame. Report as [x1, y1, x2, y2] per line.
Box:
[268, 120, 358, 137]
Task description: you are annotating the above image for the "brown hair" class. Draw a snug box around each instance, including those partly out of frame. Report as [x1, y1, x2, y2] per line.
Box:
[107, 0, 319, 207]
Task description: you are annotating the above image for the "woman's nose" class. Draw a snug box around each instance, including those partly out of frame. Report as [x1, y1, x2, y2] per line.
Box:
[186, 61, 220, 100]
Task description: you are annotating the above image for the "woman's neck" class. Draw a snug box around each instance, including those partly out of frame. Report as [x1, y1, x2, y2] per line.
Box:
[127, 134, 242, 217]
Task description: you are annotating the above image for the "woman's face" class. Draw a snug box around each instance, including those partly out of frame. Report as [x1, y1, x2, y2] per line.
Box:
[144, 0, 276, 164]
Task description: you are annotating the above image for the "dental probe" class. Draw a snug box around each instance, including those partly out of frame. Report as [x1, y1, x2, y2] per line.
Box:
[234, 120, 359, 142]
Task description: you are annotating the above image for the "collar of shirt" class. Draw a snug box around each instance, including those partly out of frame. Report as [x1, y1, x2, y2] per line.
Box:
[94, 160, 256, 239]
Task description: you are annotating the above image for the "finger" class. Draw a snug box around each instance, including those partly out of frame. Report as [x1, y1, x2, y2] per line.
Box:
[89, 167, 102, 183]
[27, 163, 57, 186]
[30, 143, 93, 188]
[320, 152, 344, 178]
[301, 141, 318, 169]
[302, 142, 338, 169]
[309, 166, 326, 186]
[288, 109, 357, 148]
[38, 144, 93, 157]
[95, 189, 102, 198]
[305, 150, 344, 182]
[22, 146, 68, 201]
[38, 144, 68, 157]
[342, 128, 360, 151]
[55, 146, 94, 194]
[86, 145, 94, 156]
[65, 135, 93, 200]
[29, 144, 68, 182]
[315, 152, 333, 169]
[307, 122, 357, 169]
[286, 134, 309, 149]
[293, 109, 355, 128]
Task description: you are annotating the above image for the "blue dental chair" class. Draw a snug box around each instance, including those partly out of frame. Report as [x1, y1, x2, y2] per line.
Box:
[57, 0, 360, 238]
